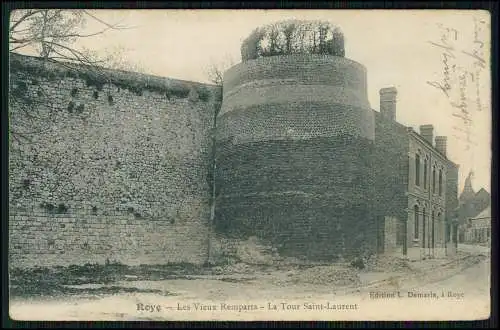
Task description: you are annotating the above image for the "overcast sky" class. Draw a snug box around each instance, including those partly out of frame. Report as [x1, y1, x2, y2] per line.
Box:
[13, 9, 492, 193]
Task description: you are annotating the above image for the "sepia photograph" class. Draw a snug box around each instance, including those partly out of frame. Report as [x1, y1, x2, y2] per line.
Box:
[7, 9, 492, 321]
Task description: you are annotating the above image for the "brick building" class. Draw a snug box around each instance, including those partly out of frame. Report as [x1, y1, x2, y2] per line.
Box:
[374, 92, 460, 260]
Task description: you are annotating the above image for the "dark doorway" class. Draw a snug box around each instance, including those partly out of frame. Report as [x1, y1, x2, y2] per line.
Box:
[422, 209, 426, 248]
[431, 212, 435, 249]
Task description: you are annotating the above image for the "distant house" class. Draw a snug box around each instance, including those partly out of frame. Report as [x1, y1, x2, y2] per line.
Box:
[457, 171, 491, 243]
[464, 206, 491, 245]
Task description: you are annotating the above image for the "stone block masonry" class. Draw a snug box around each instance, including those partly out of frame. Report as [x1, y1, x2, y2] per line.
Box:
[9, 208, 209, 268]
[215, 54, 378, 261]
[215, 136, 377, 261]
[8, 53, 218, 268]
[372, 112, 410, 223]
[383, 216, 400, 254]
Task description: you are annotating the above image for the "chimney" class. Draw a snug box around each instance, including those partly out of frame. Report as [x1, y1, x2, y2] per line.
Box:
[435, 136, 447, 156]
[419, 124, 434, 145]
[379, 87, 397, 121]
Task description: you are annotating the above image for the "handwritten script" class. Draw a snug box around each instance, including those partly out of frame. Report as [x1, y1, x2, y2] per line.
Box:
[426, 17, 487, 150]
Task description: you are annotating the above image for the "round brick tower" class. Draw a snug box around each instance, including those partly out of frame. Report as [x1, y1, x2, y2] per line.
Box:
[215, 30, 376, 261]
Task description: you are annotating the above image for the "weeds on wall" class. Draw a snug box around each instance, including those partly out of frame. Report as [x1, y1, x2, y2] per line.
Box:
[67, 101, 75, 113]
[12, 81, 28, 98]
[57, 203, 68, 214]
[66, 101, 85, 114]
[39, 202, 53, 212]
[11, 55, 216, 107]
[84, 76, 105, 91]
[125, 206, 142, 219]
[21, 178, 31, 189]
[75, 104, 84, 113]
[39, 202, 69, 214]
[196, 86, 211, 102]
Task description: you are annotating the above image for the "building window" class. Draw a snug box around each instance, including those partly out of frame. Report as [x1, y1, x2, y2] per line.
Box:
[414, 205, 419, 239]
[423, 158, 428, 188]
[438, 169, 443, 196]
[432, 166, 436, 193]
[415, 154, 420, 186]
[422, 208, 426, 248]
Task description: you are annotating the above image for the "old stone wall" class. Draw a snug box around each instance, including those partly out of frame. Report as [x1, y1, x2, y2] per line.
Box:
[383, 216, 400, 254]
[8, 54, 218, 268]
[9, 209, 209, 268]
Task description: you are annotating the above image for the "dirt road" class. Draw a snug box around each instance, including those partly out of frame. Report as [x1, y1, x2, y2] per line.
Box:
[9, 248, 490, 321]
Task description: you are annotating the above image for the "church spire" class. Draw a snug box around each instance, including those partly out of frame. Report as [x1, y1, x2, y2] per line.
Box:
[460, 170, 475, 201]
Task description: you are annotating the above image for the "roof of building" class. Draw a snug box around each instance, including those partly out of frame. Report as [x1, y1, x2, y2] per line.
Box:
[468, 206, 491, 228]
[471, 206, 491, 220]
[475, 188, 491, 199]
[407, 129, 449, 162]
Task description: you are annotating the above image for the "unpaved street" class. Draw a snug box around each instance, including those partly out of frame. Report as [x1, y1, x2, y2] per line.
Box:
[9, 246, 490, 321]
[407, 252, 490, 297]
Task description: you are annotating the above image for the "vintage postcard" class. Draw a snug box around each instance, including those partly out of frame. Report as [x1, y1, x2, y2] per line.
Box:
[8, 9, 491, 321]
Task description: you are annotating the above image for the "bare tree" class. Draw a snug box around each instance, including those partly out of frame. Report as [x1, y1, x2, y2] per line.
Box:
[206, 54, 236, 87]
[99, 45, 147, 73]
[207, 63, 224, 86]
[204, 54, 236, 264]
[79, 44, 148, 74]
[10, 9, 132, 65]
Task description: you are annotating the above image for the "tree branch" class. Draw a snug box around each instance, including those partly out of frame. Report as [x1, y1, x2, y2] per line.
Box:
[82, 10, 135, 30]
[9, 10, 43, 32]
